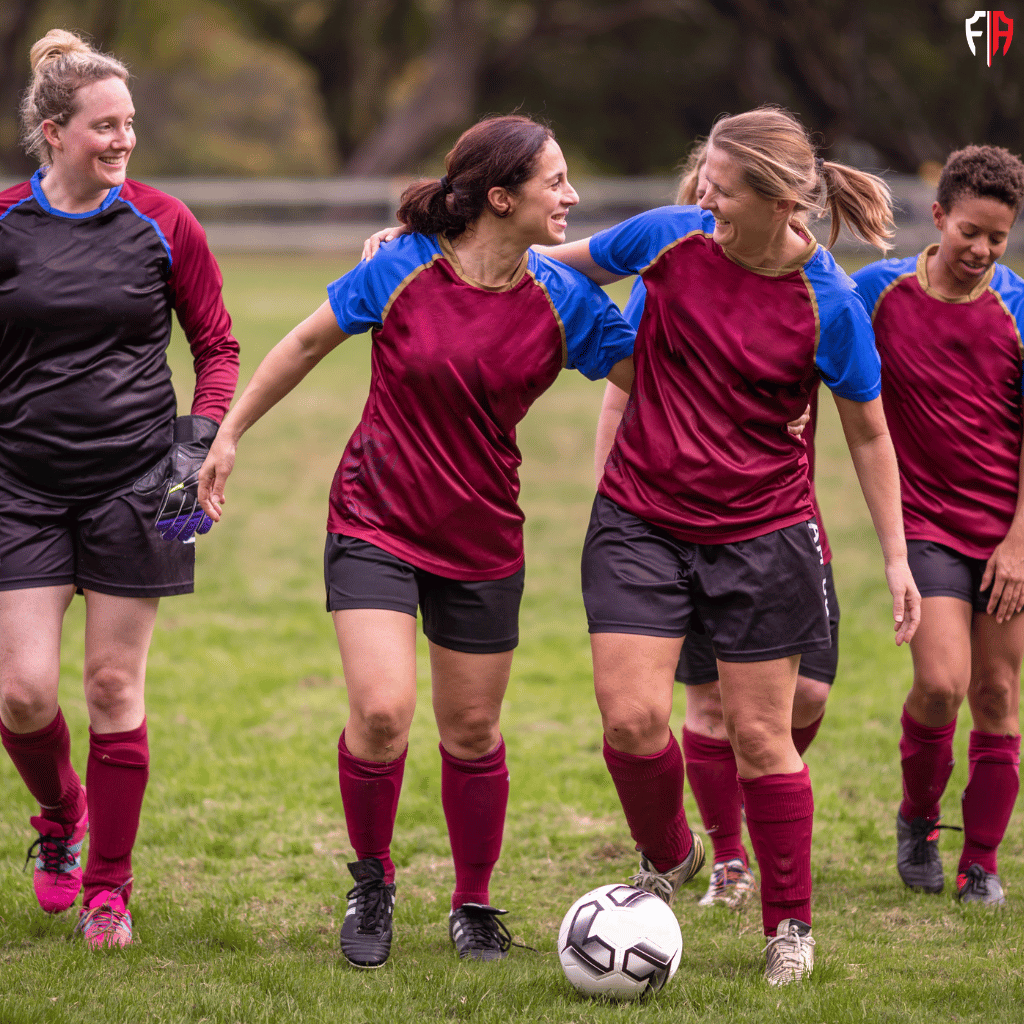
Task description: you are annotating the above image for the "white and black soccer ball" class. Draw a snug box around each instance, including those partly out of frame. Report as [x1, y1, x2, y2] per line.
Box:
[558, 883, 682, 1000]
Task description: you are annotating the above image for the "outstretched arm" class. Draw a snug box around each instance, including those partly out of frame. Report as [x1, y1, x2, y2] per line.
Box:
[534, 239, 624, 285]
[834, 394, 920, 645]
[198, 301, 349, 520]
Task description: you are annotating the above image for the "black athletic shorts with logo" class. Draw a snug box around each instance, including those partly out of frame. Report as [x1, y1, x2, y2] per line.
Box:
[324, 533, 525, 654]
[581, 493, 831, 663]
[0, 469, 195, 598]
[907, 539, 992, 614]
[676, 560, 840, 685]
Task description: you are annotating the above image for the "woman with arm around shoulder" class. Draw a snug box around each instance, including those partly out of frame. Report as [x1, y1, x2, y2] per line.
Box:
[0, 31, 239, 947]
[546, 105, 919, 984]
[198, 114, 633, 969]
[852, 145, 1024, 906]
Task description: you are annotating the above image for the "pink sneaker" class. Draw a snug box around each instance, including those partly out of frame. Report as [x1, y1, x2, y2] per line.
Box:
[25, 799, 89, 914]
[74, 880, 134, 948]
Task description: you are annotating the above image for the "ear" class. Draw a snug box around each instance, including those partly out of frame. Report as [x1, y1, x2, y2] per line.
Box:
[773, 197, 797, 222]
[487, 185, 514, 217]
[931, 200, 946, 231]
[41, 119, 63, 152]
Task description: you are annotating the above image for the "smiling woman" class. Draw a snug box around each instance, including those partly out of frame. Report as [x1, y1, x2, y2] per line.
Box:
[0, 28, 239, 950]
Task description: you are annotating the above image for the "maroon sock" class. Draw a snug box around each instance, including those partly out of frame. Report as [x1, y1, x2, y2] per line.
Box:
[899, 706, 956, 822]
[959, 731, 1020, 875]
[603, 734, 692, 873]
[682, 727, 747, 866]
[791, 712, 824, 757]
[1, 708, 85, 827]
[441, 738, 509, 910]
[337, 730, 406, 884]
[740, 766, 814, 935]
[82, 721, 149, 905]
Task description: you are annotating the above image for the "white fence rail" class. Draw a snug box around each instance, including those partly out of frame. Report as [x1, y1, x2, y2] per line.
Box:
[0, 174, 980, 254]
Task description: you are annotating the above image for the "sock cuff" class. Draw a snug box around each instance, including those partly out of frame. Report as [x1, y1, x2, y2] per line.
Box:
[338, 730, 408, 777]
[901, 706, 956, 744]
[603, 733, 682, 782]
[439, 736, 506, 773]
[88, 719, 149, 768]
[739, 765, 813, 822]
[681, 726, 734, 762]
[0, 707, 67, 748]
[968, 730, 1021, 765]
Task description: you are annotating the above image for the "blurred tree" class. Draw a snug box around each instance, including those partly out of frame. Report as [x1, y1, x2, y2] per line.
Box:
[224, 0, 1024, 175]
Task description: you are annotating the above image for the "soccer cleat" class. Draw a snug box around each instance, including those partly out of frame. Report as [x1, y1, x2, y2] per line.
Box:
[697, 857, 758, 909]
[25, 800, 89, 914]
[956, 864, 1006, 907]
[448, 903, 512, 961]
[896, 813, 960, 893]
[74, 879, 133, 948]
[339, 857, 396, 968]
[630, 830, 705, 905]
[764, 918, 815, 985]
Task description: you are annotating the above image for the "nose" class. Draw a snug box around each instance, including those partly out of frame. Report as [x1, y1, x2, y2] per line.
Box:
[563, 182, 580, 207]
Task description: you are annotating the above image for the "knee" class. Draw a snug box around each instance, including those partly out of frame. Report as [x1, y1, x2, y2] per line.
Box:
[727, 718, 787, 774]
[84, 665, 140, 720]
[0, 681, 56, 732]
[910, 673, 966, 721]
[601, 699, 670, 754]
[439, 707, 499, 759]
[969, 673, 1017, 724]
[349, 702, 412, 755]
[793, 678, 830, 727]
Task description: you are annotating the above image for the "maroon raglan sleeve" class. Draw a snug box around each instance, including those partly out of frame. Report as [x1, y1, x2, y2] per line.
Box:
[128, 184, 240, 421]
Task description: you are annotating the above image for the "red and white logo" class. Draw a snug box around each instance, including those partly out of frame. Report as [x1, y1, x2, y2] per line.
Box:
[966, 11, 1014, 65]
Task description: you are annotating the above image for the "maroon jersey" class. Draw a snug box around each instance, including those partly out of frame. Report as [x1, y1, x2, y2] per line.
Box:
[327, 232, 635, 580]
[591, 206, 880, 545]
[0, 172, 239, 501]
[854, 249, 1024, 559]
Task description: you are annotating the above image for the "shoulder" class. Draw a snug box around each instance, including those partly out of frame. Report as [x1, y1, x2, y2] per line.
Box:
[850, 254, 918, 315]
[116, 180, 207, 262]
[0, 180, 35, 221]
[802, 247, 870, 322]
[530, 249, 615, 301]
[988, 263, 1024, 320]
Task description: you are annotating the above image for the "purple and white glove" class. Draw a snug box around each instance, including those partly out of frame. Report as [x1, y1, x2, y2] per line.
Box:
[134, 415, 219, 542]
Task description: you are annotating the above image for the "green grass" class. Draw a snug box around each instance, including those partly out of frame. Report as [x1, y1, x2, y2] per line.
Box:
[2, 254, 1023, 1023]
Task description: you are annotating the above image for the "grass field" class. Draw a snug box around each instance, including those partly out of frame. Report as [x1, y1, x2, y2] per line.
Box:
[2, 252, 1023, 1023]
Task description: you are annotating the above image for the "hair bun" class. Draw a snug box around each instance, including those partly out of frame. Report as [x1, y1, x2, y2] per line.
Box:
[29, 29, 91, 73]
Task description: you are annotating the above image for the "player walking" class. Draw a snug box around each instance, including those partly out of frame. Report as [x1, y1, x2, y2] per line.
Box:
[198, 115, 634, 968]
[853, 145, 1024, 905]
[595, 151, 841, 911]
[0, 30, 239, 947]
[545, 105, 919, 984]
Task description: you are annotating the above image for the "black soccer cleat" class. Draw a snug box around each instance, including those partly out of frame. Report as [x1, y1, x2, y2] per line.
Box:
[895, 812, 961, 894]
[448, 903, 512, 961]
[956, 864, 1006, 907]
[339, 857, 396, 968]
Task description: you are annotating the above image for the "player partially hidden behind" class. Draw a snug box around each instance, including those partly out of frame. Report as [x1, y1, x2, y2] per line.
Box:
[543, 106, 919, 984]
[595, 148, 841, 911]
[197, 115, 634, 968]
[853, 146, 1024, 906]
[0, 31, 238, 946]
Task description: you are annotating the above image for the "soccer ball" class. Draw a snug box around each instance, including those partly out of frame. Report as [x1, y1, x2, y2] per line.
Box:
[558, 883, 682, 1000]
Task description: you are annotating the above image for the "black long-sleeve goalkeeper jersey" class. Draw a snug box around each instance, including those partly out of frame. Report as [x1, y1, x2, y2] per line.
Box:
[0, 171, 239, 501]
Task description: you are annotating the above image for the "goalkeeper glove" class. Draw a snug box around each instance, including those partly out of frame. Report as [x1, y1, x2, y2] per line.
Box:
[134, 415, 219, 542]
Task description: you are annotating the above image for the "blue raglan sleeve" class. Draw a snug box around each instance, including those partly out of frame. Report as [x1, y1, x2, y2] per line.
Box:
[534, 254, 635, 381]
[850, 258, 907, 320]
[809, 254, 881, 402]
[327, 234, 437, 335]
[990, 265, 1024, 397]
[589, 206, 712, 277]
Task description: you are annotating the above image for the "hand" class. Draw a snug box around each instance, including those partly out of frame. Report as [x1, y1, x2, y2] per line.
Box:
[361, 224, 408, 261]
[885, 556, 921, 646]
[982, 529, 1024, 622]
[134, 415, 219, 542]
[197, 432, 237, 523]
[787, 405, 811, 438]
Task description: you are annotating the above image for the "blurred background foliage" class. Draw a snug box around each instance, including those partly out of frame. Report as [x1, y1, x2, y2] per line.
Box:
[1, 0, 1022, 178]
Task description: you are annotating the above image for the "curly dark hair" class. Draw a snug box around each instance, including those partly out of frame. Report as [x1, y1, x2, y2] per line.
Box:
[936, 145, 1024, 216]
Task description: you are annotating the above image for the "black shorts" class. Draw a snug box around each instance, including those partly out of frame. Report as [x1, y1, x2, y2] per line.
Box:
[907, 539, 991, 613]
[0, 469, 195, 598]
[676, 561, 840, 685]
[581, 494, 831, 663]
[324, 533, 524, 654]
